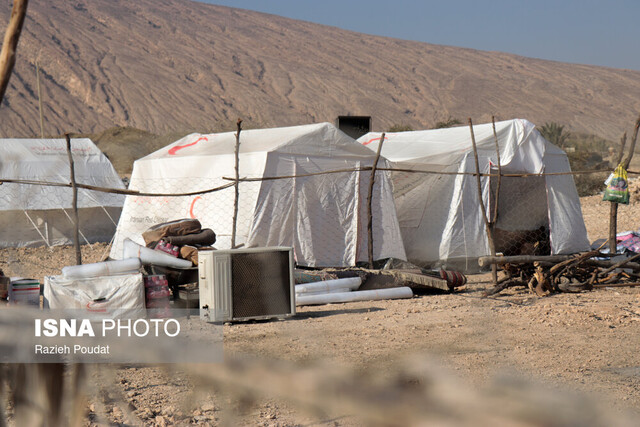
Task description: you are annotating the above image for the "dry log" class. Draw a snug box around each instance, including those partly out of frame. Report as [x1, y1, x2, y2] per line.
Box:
[478, 254, 576, 267]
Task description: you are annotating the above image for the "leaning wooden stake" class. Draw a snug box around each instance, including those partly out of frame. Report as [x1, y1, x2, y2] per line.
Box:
[468, 119, 497, 285]
[367, 132, 385, 267]
[609, 117, 640, 253]
[65, 133, 81, 265]
[0, 0, 29, 103]
[231, 118, 242, 249]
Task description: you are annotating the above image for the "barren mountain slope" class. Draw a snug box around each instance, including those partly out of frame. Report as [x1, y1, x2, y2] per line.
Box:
[0, 0, 639, 139]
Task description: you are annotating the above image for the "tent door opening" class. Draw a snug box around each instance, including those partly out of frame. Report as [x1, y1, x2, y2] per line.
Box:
[489, 172, 550, 256]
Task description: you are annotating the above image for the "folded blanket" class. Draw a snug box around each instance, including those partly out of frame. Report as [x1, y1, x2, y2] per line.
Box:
[143, 219, 202, 247]
[166, 228, 216, 247]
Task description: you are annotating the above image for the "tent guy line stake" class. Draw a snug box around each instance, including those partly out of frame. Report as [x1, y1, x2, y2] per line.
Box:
[61, 208, 92, 247]
[23, 210, 51, 248]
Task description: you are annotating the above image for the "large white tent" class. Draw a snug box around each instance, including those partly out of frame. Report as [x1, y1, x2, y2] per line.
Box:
[110, 122, 406, 267]
[358, 119, 590, 270]
[0, 138, 125, 247]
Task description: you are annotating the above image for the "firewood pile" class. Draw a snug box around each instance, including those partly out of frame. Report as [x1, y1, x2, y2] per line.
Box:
[482, 249, 640, 297]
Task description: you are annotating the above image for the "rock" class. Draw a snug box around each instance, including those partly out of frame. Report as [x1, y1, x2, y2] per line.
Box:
[201, 403, 215, 412]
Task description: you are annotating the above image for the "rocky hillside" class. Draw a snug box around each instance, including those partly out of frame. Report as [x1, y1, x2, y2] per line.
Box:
[1, 0, 639, 140]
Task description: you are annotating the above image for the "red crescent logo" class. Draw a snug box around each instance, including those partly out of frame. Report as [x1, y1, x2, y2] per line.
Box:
[362, 136, 388, 146]
[189, 196, 202, 219]
[168, 136, 208, 155]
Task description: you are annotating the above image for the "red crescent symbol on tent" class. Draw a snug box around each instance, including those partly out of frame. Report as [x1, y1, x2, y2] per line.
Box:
[168, 136, 208, 155]
[362, 136, 388, 146]
[189, 196, 202, 219]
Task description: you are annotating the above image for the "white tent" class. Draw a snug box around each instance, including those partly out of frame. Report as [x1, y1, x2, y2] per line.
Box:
[358, 119, 590, 270]
[0, 138, 125, 247]
[110, 123, 406, 267]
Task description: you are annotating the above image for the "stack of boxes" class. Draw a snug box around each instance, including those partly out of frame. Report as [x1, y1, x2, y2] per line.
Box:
[8, 278, 41, 307]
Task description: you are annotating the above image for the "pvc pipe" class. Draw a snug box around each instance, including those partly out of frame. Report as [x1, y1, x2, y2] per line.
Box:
[62, 258, 142, 279]
[295, 277, 361, 294]
[295, 287, 351, 297]
[123, 238, 192, 269]
[295, 286, 413, 306]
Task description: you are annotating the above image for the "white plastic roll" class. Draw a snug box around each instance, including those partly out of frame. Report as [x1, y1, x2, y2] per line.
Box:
[295, 286, 413, 306]
[62, 258, 142, 279]
[295, 277, 361, 294]
[295, 287, 351, 297]
[123, 238, 192, 269]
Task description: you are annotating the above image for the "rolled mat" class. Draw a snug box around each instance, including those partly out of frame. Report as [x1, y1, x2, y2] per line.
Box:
[166, 228, 216, 246]
[142, 218, 202, 247]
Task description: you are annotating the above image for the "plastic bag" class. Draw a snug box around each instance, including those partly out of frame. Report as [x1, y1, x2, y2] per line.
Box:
[603, 165, 630, 204]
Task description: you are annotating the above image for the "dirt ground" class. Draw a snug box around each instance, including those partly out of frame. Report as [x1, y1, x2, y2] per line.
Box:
[1, 182, 640, 426]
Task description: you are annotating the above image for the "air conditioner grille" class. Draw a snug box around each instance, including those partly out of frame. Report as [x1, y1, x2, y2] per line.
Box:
[231, 251, 292, 318]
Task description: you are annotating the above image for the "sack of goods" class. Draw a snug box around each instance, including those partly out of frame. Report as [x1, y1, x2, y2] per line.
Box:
[43, 273, 146, 319]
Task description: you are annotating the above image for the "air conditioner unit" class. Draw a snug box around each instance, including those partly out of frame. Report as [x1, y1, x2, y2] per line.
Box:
[198, 247, 296, 322]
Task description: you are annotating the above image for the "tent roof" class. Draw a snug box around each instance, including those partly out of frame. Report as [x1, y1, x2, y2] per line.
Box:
[142, 122, 374, 161]
[358, 118, 551, 166]
[0, 137, 106, 164]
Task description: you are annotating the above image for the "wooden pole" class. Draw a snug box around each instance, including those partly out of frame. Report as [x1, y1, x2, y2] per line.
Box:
[65, 133, 81, 265]
[0, 0, 29, 103]
[468, 118, 497, 285]
[231, 118, 242, 249]
[491, 116, 502, 226]
[36, 60, 44, 138]
[608, 132, 626, 254]
[367, 132, 385, 267]
[609, 117, 640, 254]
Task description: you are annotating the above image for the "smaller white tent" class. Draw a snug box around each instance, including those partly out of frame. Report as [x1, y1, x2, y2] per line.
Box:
[358, 119, 590, 270]
[0, 138, 125, 247]
[110, 123, 406, 267]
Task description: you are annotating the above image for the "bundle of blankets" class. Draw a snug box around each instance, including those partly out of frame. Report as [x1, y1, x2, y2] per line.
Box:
[142, 219, 216, 266]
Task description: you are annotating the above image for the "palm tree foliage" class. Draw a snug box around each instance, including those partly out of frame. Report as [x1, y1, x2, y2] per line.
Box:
[539, 122, 570, 148]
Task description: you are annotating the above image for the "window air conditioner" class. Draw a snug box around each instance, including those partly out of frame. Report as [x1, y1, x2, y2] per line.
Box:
[198, 247, 296, 322]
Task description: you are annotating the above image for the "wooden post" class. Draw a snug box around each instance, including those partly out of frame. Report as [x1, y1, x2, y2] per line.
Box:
[65, 133, 81, 265]
[231, 118, 242, 249]
[367, 132, 385, 267]
[491, 116, 502, 226]
[468, 119, 497, 285]
[36, 60, 44, 138]
[609, 117, 640, 254]
[0, 0, 29, 103]
[608, 132, 627, 253]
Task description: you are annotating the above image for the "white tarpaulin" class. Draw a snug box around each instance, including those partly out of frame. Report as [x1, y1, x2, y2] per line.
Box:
[0, 138, 125, 247]
[358, 119, 590, 270]
[111, 123, 406, 267]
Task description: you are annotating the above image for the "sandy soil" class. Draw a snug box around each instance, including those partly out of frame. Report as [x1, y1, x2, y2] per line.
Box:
[1, 185, 640, 426]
